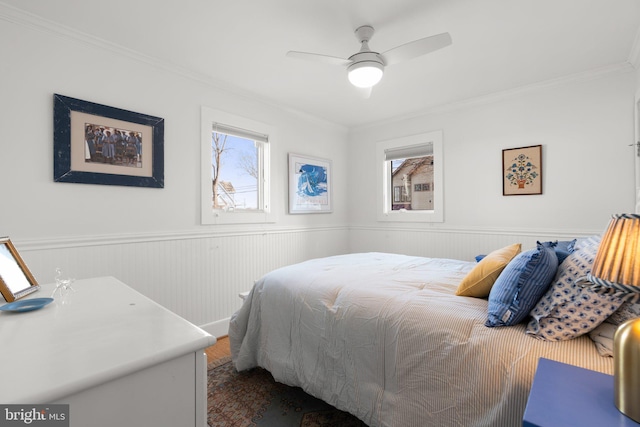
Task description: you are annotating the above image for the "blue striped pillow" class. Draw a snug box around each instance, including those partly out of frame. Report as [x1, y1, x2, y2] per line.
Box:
[485, 241, 558, 327]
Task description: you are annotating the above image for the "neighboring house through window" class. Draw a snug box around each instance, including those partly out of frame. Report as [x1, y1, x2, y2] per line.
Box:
[391, 156, 434, 211]
[377, 130, 443, 222]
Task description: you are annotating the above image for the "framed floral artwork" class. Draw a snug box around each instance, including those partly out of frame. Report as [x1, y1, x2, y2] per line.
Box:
[502, 145, 542, 195]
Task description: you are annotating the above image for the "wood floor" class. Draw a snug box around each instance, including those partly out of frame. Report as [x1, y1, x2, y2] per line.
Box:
[205, 335, 230, 364]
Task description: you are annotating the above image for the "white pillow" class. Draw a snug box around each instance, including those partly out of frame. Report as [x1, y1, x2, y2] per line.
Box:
[588, 322, 616, 357]
[607, 301, 640, 326]
[588, 301, 640, 356]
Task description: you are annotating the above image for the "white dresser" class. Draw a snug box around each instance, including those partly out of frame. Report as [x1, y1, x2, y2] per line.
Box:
[0, 276, 216, 427]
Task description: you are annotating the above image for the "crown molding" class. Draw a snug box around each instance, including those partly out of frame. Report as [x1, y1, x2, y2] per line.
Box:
[0, 3, 161, 69]
[0, 2, 347, 132]
[627, 25, 640, 70]
[0, 3, 226, 87]
[353, 62, 634, 132]
[1, 1, 634, 134]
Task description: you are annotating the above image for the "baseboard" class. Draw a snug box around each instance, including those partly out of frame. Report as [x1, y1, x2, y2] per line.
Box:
[200, 317, 230, 339]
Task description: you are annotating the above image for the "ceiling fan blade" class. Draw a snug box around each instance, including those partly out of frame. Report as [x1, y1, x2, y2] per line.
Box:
[380, 32, 452, 66]
[356, 86, 372, 99]
[286, 51, 352, 67]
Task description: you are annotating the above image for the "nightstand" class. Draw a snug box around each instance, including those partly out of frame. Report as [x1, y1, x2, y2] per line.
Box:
[524, 358, 640, 427]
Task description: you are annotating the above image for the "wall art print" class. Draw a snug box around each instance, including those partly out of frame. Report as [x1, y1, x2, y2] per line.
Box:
[53, 94, 164, 188]
[288, 153, 332, 214]
[502, 144, 542, 195]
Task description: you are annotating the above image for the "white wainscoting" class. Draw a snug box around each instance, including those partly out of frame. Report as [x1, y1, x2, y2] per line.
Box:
[15, 227, 349, 338]
[348, 225, 601, 262]
[14, 225, 601, 338]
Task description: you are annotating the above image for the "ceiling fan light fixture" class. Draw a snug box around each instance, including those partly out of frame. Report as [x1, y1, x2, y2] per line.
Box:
[347, 61, 384, 88]
[286, 24, 452, 91]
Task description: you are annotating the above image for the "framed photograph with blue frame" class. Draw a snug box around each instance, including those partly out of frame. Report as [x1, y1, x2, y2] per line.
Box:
[288, 153, 332, 214]
[53, 94, 164, 188]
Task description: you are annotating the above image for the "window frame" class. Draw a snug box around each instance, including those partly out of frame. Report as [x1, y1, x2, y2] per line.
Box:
[200, 107, 274, 225]
[376, 130, 444, 223]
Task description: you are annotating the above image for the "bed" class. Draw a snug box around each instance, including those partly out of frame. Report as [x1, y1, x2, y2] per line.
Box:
[229, 251, 614, 427]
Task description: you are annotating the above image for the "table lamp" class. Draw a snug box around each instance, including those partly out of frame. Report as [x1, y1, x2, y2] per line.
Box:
[586, 213, 640, 422]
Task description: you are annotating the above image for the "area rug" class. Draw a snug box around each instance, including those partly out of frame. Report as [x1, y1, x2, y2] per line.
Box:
[207, 357, 368, 427]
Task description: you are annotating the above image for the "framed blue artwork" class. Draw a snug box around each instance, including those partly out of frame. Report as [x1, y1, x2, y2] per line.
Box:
[288, 153, 332, 214]
[53, 94, 164, 188]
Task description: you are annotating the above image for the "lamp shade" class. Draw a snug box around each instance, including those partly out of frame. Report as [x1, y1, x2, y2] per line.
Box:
[589, 213, 640, 295]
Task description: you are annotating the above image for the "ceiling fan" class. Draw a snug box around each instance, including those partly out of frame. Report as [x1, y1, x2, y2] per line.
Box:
[286, 25, 452, 94]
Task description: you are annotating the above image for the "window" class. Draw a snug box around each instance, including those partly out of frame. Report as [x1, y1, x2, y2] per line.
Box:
[201, 107, 274, 224]
[376, 131, 444, 222]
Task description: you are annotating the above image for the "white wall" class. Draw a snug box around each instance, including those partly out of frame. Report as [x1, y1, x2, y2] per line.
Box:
[2, 7, 638, 334]
[348, 67, 637, 260]
[0, 15, 350, 239]
[0, 10, 350, 334]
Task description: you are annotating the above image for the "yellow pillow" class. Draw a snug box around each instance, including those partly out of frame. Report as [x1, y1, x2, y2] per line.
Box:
[455, 243, 522, 297]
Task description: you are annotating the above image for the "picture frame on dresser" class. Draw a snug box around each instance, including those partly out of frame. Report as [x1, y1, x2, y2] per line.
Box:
[53, 94, 164, 188]
[0, 237, 39, 302]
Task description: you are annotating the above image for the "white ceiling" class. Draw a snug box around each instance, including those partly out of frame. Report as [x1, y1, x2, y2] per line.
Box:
[4, 0, 640, 128]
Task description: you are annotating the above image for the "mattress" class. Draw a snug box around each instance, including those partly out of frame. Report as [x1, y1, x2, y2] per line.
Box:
[229, 252, 613, 427]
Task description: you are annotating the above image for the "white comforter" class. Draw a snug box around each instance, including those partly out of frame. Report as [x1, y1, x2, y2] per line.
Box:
[229, 252, 613, 427]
